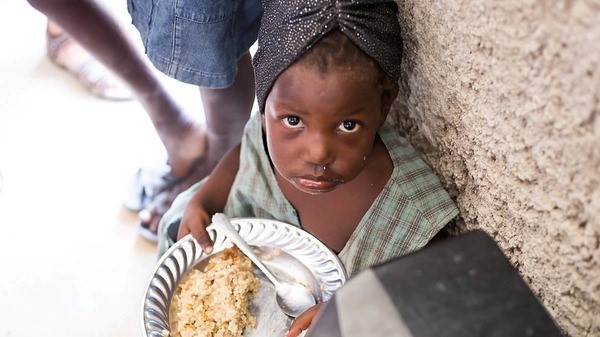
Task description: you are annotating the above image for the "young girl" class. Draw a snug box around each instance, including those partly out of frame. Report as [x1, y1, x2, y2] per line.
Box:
[158, 0, 459, 334]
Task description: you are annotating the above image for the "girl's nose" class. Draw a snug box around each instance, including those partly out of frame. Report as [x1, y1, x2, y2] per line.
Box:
[304, 131, 334, 167]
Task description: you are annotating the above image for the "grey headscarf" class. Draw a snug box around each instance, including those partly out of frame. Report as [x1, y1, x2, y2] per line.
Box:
[253, 0, 403, 113]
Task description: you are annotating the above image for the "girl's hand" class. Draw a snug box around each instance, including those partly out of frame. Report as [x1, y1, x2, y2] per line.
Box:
[178, 200, 214, 253]
[176, 143, 242, 254]
[285, 302, 325, 337]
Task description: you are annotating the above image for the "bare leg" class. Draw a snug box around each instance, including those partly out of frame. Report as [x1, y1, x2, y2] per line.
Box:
[27, 0, 206, 178]
[138, 53, 255, 233]
[200, 52, 255, 173]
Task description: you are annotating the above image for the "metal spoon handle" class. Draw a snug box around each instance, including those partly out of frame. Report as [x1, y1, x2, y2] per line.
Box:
[212, 213, 281, 287]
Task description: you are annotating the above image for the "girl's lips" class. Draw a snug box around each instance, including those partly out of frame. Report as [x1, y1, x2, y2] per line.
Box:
[292, 176, 341, 193]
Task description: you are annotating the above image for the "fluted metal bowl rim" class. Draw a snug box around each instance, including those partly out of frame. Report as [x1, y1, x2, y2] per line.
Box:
[140, 217, 347, 337]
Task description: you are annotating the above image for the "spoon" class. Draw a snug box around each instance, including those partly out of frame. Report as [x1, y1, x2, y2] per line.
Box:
[211, 213, 317, 317]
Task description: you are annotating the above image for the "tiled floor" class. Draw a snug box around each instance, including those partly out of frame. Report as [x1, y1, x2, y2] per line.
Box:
[0, 2, 201, 336]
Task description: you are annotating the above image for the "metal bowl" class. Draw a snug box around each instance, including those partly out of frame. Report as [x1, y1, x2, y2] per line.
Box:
[141, 218, 347, 337]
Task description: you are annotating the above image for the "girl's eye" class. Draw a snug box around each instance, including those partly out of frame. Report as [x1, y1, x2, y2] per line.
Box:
[282, 116, 303, 128]
[338, 120, 359, 133]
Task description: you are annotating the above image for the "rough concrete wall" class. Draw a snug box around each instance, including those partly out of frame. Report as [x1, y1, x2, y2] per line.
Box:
[388, 1, 600, 336]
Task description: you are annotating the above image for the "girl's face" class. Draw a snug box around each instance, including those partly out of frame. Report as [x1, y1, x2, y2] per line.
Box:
[263, 62, 389, 195]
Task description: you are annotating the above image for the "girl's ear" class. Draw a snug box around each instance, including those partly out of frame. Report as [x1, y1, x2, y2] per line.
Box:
[378, 82, 399, 127]
[260, 111, 267, 133]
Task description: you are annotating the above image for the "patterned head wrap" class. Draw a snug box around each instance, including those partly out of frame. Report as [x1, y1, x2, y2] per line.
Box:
[253, 0, 403, 113]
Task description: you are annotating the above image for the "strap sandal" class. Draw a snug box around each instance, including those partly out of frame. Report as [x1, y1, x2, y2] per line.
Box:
[46, 30, 133, 101]
[135, 189, 175, 243]
[123, 160, 182, 212]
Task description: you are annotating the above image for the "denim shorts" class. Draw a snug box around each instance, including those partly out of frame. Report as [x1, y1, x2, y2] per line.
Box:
[128, 0, 262, 88]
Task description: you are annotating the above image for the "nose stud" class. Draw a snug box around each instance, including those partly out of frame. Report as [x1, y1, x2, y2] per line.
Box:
[315, 164, 327, 174]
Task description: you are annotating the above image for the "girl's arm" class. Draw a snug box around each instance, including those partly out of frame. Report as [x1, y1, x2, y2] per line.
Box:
[177, 143, 241, 253]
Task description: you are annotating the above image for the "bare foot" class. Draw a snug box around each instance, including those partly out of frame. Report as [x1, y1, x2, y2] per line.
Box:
[134, 81, 246, 181]
[134, 87, 209, 178]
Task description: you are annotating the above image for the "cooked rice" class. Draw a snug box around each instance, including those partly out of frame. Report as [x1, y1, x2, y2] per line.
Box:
[170, 246, 260, 337]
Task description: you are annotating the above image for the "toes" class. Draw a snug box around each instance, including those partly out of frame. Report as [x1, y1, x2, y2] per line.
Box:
[136, 189, 176, 242]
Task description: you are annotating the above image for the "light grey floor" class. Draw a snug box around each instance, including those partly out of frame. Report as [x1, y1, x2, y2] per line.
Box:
[0, 2, 202, 336]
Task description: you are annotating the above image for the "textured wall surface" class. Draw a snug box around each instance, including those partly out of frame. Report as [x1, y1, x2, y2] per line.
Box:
[388, 1, 599, 336]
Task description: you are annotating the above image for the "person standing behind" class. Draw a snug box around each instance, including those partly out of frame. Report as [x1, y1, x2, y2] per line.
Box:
[26, 0, 251, 241]
[126, 0, 263, 238]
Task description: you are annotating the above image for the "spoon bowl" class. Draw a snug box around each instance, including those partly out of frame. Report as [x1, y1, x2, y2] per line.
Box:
[212, 213, 317, 317]
[252, 245, 322, 303]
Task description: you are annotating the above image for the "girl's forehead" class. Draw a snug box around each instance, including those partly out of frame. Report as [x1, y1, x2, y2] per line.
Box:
[267, 64, 383, 121]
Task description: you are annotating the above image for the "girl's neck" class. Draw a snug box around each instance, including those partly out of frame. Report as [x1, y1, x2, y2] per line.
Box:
[276, 135, 393, 252]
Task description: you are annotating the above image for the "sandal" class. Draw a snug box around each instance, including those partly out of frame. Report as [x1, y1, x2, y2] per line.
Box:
[126, 155, 214, 243]
[123, 160, 182, 212]
[46, 30, 133, 101]
[135, 188, 176, 243]
[124, 159, 183, 243]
